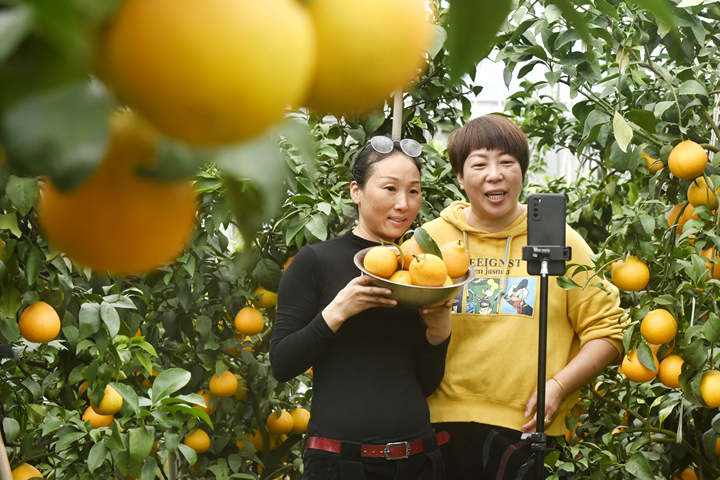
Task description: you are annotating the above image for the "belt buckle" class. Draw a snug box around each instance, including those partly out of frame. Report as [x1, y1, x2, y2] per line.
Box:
[384, 441, 410, 460]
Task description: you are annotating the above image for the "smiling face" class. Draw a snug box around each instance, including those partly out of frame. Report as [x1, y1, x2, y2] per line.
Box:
[350, 152, 422, 242]
[458, 148, 524, 232]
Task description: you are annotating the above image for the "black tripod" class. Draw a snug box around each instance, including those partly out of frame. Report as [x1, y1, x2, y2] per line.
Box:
[521, 245, 571, 479]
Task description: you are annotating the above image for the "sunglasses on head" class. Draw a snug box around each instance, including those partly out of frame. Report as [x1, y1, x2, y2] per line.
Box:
[368, 136, 422, 158]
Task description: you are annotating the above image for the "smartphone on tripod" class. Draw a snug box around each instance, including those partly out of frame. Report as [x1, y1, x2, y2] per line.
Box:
[526, 193, 568, 276]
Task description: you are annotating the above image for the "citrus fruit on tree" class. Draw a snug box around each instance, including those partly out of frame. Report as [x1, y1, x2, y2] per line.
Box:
[290, 407, 310, 434]
[209, 370, 238, 397]
[194, 389, 217, 415]
[184, 429, 211, 453]
[11, 463, 42, 480]
[621, 350, 658, 382]
[305, 0, 432, 114]
[687, 176, 719, 208]
[610, 256, 650, 291]
[102, 0, 315, 145]
[667, 202, 698, 234]
[389, 269, 412, 285]
[658, 354, 684, 389]
[18, 301, 61, 343]
[253, 285, 278, 308]
[77, 380, 88, 398]
[668, 140, 708, 180]
[90, 384, 124, 415]
[700, 248, 720, 279]
[82, 406, 114, 429]
[409, 253, 448, 287]
[363, 246, 398, 278]
[266, 409, 294, 435]
[247, 429, 265, 451]
[439, 239, 470, 278]
[36, 111, 197, 275]
[672, 468, 698, 480]
[640, 309, 677, 345]
[398, 237, 424, 269]
[643, 151, 663, 173]
[234, 307, 265, 335]
[700, 370, 720, 408]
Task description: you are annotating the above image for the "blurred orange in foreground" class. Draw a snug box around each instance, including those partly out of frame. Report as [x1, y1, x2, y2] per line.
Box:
[37, 111, 197, 275]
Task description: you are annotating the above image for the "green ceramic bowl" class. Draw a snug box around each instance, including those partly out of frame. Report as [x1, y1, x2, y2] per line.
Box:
[353, 246, 475, 308]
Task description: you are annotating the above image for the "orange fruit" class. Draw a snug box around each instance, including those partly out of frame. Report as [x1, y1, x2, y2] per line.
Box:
[640, 309, 677, 345]
[11, 463, 43, 480]
[209, 370, 238, 397]
[82, 406, 114, 429]
[621, 350, 658, 382]
[658, 354, 684, 389]
[643, 151, 663, 173]
[266, 409, 294, 435]
[388, 269, 412, 285]
[235, 437, 245, 453]
[290, 407, 310, 434]
[700, 370, 720, 407]
[78, 380, 89, 398]
[184, 429, 211, 453]
[363, 246, 398, 278]
[234, 307, 265, 335]
[668, 140, 708, 180]
[443, 275, 453, 286]
[687, 176, 719, 208]
[398, 237, 424, 270]
[18, 301, 61, 343]
[247, 429, 265, 451]
[672, 467, 698, 480]
[611, 256, 650, 291]
[715, 437, 720, 456]
[667, 203, 698, 234]
[409, 253, 448, 287]
[253, 286, 278, 308]
[36, 111, 197, 275]
[194, 389, 217, 415]
[700, 248, 720, 279]
[305, 0, 431, 114]
[91, 384, 124, 415]
[102, 0, 315, 145]
[440, 240, 471, 278]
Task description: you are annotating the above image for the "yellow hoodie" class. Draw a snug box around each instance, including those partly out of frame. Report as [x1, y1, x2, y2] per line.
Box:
[423, 201, 625, 436]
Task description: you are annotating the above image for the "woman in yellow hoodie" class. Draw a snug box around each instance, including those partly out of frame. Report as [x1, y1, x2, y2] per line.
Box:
[421, 115, 625, 479]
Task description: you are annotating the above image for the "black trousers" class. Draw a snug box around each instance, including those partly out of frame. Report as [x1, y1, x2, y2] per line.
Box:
[433, 422, 555, 480]
[302, 443, 445, 480]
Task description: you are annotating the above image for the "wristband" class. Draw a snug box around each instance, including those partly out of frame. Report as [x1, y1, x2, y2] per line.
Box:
[551, 376, 568, 397]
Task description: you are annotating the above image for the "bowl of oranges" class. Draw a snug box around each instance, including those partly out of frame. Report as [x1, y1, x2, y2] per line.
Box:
[353, 238, 475, 308]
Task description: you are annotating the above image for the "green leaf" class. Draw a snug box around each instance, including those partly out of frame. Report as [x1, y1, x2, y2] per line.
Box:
[625, 452, 655, 480]
[637, 342, 657, 372]
[100, 302, 120, 337]
[631, 0, 677, 32]
[78, 302, 101, 340]
[129, 426, 155, 465]
[445, 0, 513, 79]
[546, 0, 592, 43]
[613, 112, 633, 153]
[177, 443, 198, 466]
[678, 79, 708, 97]
[25, 245, 42, 287]
[152, 368, 191, 404]
[5, 175, 38, 216]
[305, 213, 328, 242]
[0, 212, 21, 237]
[413, 227, 442, 258]
[703, 313, 720, 342]
[638, 215, 655, 237]
[0, 5, 33, 64]
[140, 457, 159, 480]
[111, 382, 140, 417]
[2, 417, 20, 443]
[87, 440, 107, 473]
[1, 81, 112, 190]
[252, 258, 282, 293]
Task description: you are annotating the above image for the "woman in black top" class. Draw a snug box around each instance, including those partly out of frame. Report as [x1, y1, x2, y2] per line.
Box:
[270, 137, 452, 480]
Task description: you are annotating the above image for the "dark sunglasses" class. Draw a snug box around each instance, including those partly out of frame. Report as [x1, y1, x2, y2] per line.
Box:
[368, 136, 422, 158]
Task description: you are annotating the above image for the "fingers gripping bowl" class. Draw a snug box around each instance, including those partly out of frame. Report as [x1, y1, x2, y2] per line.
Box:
[353, 246, 475, 308]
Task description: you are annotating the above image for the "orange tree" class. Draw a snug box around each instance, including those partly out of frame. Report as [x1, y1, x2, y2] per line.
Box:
[498, 0, 720, 477]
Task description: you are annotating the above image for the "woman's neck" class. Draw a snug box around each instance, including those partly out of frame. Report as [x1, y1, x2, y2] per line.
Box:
[464, 204, 525, 233]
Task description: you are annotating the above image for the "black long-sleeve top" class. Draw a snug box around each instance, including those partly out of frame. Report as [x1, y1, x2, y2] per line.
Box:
[270, 230, 450, 443]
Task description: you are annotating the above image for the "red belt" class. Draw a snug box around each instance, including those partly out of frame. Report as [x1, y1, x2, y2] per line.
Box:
[306, 431, 450, 460]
